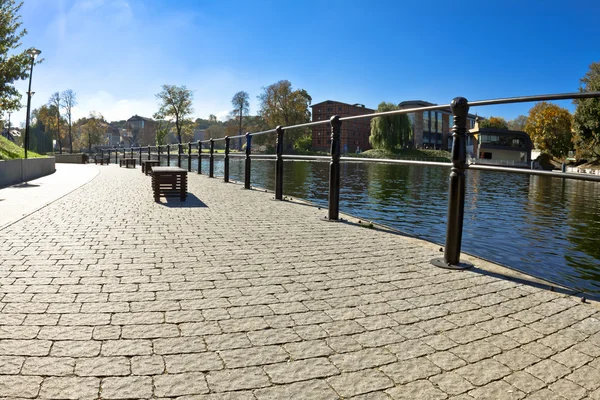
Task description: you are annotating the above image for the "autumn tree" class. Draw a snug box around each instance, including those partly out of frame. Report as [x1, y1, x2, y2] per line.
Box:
[257, 80, 311, 150]
[525, 102, 573, 158]
[573, 62, 600, 158]
[480, 116, 508, 130]
[155, 84, 194, 144]
[61, 89, 76, 153]
[508, 115, 528, 131]
[369, 102, 412, 151]
[0, 0, 41, 112]
[81, 112, 105, 152]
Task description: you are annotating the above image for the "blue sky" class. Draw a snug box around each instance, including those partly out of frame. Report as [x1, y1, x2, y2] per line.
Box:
[11, 0, 600, 126]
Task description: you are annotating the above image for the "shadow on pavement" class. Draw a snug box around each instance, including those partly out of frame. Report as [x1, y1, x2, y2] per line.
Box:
[160, 193, 207, 208]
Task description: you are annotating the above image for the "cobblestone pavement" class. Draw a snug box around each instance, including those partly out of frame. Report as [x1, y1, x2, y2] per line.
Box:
[1, 164, 600, 399]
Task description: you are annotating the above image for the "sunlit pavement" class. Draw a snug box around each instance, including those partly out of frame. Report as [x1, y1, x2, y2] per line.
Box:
[1, 164, 600, 399]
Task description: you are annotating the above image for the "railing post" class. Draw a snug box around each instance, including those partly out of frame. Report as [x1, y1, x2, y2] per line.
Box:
[123, 148, 126, 159]
[101, 149, 104, 160]
[209, 139, 215, 178]
[157, 146, 161, 164]
[178, 143, 182, 168]
[114, 148, 118, 164]
[148, 145, 151, 161]
[224, 136, 230, 183]
[188, 142, 192, 172]
[197, 141, 202, 174]
[244, 132, 251, 189]
[431, 97, 473, 270]
[167, 144, 171, 166]
[328, 116, 342, 220]
[275, 126, 284, 200]
[138, 147, 142, 165]
[130, 148, 133, 159]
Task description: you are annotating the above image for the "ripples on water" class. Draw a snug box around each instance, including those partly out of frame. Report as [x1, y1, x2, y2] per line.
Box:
[189, 157, 600, 294]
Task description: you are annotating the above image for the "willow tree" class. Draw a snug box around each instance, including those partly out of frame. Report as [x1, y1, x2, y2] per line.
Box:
[369, 102, 412, 151]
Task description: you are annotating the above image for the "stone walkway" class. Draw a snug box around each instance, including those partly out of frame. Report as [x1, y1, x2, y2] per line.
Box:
[1, 164, 600, 399]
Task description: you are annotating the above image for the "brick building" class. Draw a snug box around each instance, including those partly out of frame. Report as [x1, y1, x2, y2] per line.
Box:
[398, 100, 478, 150]
[311, 101, 374, 153]
[126, 115, 157, 146]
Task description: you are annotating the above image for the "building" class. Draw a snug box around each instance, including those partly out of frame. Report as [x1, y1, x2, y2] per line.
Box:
[398, 100, 478, 150]
[126, 115, 157, 146]
[468, 125, 533, 166]
[311, 100, 374, 153]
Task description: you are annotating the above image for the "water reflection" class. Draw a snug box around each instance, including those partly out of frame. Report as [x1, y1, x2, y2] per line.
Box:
[192, 158, 600, 294]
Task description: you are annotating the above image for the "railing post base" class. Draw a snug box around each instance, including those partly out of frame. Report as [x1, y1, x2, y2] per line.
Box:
[431, 258, 473, 270]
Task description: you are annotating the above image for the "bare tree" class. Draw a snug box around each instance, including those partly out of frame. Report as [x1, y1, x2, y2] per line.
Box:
[48, 92, 62, 153]
[61, 89, 77, 153]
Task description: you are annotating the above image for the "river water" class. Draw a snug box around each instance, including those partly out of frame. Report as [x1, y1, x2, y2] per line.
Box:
[179, 157, 600, 294]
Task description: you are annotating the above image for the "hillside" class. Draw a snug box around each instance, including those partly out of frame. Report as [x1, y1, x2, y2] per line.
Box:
[0, 136, 43, 160]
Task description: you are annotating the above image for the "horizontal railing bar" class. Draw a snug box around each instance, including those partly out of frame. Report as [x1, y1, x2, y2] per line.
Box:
[467, 164, 600, 182]
[469, 91, 600, 107]
[340, 156, 452, 167]
[282, 154, 330, 161]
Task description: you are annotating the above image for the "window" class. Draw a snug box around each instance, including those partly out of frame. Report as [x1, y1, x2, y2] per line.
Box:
[423, 111, 430, 132]
[436, 112, 442, 133]
[449, 115, 454, 128]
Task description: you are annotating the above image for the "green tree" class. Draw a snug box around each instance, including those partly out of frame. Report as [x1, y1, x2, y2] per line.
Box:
[480, 116, 509, 129]
[81, 112, 105, 152]
[153, 111, 170, 146]
[61, 89, 76, 153]
[257, 80, 311, 151]
[48, 92, 63, 153]
[508, 115, 528, 131]
[155, 84, 194, 144]
[231, 91, 250, 134]
[525, 102, 573, 158]
[573, 62, 600, 158]
[369, 102, 412, 151]
[0, 0, 41, 112]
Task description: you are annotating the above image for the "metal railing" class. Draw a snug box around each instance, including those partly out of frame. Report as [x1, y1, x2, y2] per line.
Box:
[99, 91, 600, 272]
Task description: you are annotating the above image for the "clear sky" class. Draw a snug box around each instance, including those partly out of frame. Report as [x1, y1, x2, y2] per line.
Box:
[10, 0, 600, 126]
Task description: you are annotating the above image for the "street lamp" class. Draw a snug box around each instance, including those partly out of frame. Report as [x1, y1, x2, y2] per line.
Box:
[24, 47, 41, 159]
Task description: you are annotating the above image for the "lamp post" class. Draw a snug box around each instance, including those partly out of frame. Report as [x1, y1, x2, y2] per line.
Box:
[24, 48, 41, 159]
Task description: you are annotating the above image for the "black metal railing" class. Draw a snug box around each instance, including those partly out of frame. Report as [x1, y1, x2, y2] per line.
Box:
[98, 91, 600, 272]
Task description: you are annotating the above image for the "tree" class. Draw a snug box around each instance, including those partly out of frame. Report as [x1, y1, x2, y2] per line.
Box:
[0, 1, 41, 112]
[61, 89, 76, 153]
[231, 91, 250, 149]
[153, 111, 170, 146]
[524, 102, 573, 158]
[155, 84, 194, 144]
[81, 112, 105, 152]
[209, 114, 217, 123]
[257, 80, 311, 150]
[369, 102, 412, 151]
[48, 92, 63, 153]
[573, 62, 600, 158]
[479, 116, 508, 130]
[508, 115, 528, 131]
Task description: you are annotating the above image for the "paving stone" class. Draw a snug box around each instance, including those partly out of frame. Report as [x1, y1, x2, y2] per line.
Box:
[0, 375, 42, 398]
[102, 339, 153, 356]
[264, 357, 339, 383]
[551, 347, 593, 369]
[328, 369, 393, 398]
[164, 352, 224, 373]
[101, 376, 153, 399]
[253, 379, 338, 400]
[50, 340, 101, 357]
[450, 340, 501, 363]
[427, 351, 467, 371]
[283, 339, 333, 360]
[21, 356, 75, 376]
[380, 357, 441, 384]
[386, 338, 435, 360]
[154, 336, 206, 354]
[0, 356, 24, 374]
[468, 380, 525, 399]
[75, 356, 130, 376]
[0, 339, 51, 356]
[525, 359, 571, 384]
[385, 379, 447, 400]
[206, 367, 271, 392]
[131, 355, 165, 375]
[154, 372, 209, 396]
[493, 347, 541, 370]
[329, 347, 396, 372]
[455, 359, 512, 386]
[205, 333, 253, 350]
[246, 328, 301, 346]
[503, 370, 546, 394]
[565, 365, 600, 390]
[429, 371, 474, 395]
[548, 378, 587, 400]
[39, 377, 99, 399]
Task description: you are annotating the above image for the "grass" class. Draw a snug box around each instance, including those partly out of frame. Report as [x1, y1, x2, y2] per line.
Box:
[345, 148, 451, 162]
[0, 136, 44, 160]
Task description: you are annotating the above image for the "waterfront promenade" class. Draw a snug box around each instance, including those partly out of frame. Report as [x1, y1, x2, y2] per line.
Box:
[1, 164, 600, 399]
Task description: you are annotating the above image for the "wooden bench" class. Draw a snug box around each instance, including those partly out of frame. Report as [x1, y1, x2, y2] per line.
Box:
[119, 158, 136, 168]
[151, 167, 187, 202]
[142, 160, 161, 175]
